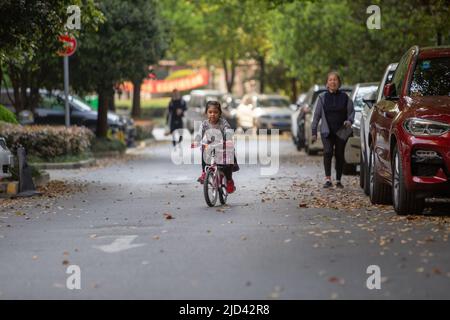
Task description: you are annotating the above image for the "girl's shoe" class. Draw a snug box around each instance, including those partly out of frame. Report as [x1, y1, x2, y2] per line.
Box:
[197, 172, 206, 184]
[226, 180, 236, 193]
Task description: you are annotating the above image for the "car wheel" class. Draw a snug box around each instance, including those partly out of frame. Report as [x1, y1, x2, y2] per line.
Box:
[363, 151, 370, 196]
[307, 146, 318, 156]
[392, 146, 424, 215]
[359, 152, 365, 189]
[369, 148, 392, 205]
[343, 161, 357, 175]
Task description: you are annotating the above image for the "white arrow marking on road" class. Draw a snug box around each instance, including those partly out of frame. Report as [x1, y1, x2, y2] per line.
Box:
[93, 235, 145, 253]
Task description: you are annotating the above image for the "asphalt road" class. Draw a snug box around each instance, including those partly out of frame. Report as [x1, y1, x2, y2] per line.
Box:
[1, 133, 449, 299]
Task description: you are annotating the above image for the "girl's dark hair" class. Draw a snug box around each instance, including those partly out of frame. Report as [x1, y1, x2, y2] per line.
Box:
[205, 100, 222, 115]
[326, 71, 342, 88]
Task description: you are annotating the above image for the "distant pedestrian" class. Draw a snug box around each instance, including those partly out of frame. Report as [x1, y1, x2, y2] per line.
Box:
[166, 89, 187, 148]
[311, 71, 355, 188]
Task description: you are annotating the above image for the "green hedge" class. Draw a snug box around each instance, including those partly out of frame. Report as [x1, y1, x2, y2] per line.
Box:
[0, 122, 94, 161]
[0, 104, 18, 124]
[91, 137, 126, 154]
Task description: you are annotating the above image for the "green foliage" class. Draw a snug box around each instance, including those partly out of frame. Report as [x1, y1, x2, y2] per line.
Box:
[0, 104, 18, 124]
[0, 122, 94, 161]
[91, 137, 126, 154]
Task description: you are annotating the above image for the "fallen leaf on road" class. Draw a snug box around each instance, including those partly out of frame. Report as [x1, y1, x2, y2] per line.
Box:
[163, 213, 174, 220]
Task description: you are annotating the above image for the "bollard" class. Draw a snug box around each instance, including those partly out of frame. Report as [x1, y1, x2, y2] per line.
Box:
[17, 145, 41, 197]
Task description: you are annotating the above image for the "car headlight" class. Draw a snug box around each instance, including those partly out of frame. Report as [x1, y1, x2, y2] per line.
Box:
[404, 118, 450, 136]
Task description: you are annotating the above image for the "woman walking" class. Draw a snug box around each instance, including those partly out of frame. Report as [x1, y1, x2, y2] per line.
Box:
[311, 71, 355, 188]
[166, 89, 187, 148]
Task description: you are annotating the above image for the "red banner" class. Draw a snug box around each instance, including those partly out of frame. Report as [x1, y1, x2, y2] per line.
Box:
[123, 69, 209, 93]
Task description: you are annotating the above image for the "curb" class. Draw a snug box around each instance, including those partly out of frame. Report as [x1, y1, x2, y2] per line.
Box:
[29, 158, 97, 170]
[127, 138, 170, 153]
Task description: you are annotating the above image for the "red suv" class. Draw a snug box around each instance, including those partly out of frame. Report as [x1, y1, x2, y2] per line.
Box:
[369, 46, 450, 214]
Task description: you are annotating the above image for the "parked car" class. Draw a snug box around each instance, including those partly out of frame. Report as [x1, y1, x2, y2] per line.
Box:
[2, 89, 136, 146]
[37, 91, 136, 146]
[220, 93, 239, 129]
[343, 82, 379, 173]
[290, 92, 307, 147]
[185, 90, 225, 132]
[359, 63, 398, 195]
[302, 85, 353, 155]
[368, 45, 450, 215]
[0, 137, 14, 179]
[291, 86, 326, 151]
[236, 94, 292, 133]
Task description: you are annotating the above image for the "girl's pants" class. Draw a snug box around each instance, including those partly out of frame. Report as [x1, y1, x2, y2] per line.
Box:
[321, 133, 346, 181]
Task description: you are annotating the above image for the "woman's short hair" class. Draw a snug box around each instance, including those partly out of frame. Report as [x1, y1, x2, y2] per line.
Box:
[326, 71, 342, 88]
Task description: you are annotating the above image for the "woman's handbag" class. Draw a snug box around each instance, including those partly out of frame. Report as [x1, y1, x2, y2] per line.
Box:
[336, 125, 353, 141]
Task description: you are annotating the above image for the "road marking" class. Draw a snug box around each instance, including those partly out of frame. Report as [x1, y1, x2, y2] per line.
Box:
[93, 235, 145, 253]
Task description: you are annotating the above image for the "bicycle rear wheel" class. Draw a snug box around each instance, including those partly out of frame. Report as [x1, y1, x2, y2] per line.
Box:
[203, 170, 218, 207]
[218, 173, 228, 205]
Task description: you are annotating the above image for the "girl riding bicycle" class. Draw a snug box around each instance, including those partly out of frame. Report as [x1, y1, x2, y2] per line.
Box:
[192, 100, 239, 193]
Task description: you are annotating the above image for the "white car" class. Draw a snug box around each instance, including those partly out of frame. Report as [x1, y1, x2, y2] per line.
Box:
[344, 83, 379, 170]
[0, 137, 14, 179]
[236, 94, 292, 133]
[290, 93, 307, 144]
[359, 62, 398, 195]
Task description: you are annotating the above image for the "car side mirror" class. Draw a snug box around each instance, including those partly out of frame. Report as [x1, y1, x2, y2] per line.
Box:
[383, 83, 398, 100]
[362, 92, 377, 108]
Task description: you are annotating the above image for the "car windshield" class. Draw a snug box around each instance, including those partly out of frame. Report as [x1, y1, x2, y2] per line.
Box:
[70, 95, 93, 111]
[258, 98, 290, 107]
[410, 57, 450, 96]
[354, 86, 378, 111]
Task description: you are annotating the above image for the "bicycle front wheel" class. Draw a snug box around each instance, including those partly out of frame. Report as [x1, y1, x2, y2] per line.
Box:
[204, 170, 218, 207]
[218, 174, 228, 205]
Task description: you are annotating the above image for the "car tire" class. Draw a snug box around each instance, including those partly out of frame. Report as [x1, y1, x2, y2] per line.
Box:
[392, 146, 424, 215]
[369, 148, 392, 205]
[343, 161, 357, 175]
[359, 152, 365, 189]
[363, 151, 370, 196]
[307, 146, 318, 156]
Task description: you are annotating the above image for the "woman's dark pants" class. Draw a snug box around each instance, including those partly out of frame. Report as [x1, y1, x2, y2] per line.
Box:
[321, 133, 346, 181]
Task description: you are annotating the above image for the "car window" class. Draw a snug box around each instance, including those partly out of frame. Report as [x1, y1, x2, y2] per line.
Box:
[40, 95, 64, 111]
[354, 86, 378, 111]
[70, 96, 92, 112]
[257, 98, 290, 107]
[392, 49, 415, 96]
[410, 57, 450, 96]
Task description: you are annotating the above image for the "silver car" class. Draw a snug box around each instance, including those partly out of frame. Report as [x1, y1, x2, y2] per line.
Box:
[0, 137, 14, 179]
[236, 94, 292, 133]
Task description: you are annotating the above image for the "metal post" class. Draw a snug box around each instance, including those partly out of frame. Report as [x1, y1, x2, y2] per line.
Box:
[64, 55, 70, 127]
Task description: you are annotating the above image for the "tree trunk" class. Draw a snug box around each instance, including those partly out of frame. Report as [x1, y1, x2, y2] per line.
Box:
[258, 55, 265, 94]
[20, 69, 28, 110]
[131, 79, 142, 118]
[437, 30, 442, 46]
[222, 59, 236, 93]
[8, 65, 22, 112]
[29, 86, 39, 114]
[108, 90, 115, 112]
[290, 78, 298, 103]
[97, 88, 110, 138]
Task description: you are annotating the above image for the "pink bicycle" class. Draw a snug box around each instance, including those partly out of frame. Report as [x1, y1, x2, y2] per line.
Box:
[192, 141, 234, 207]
